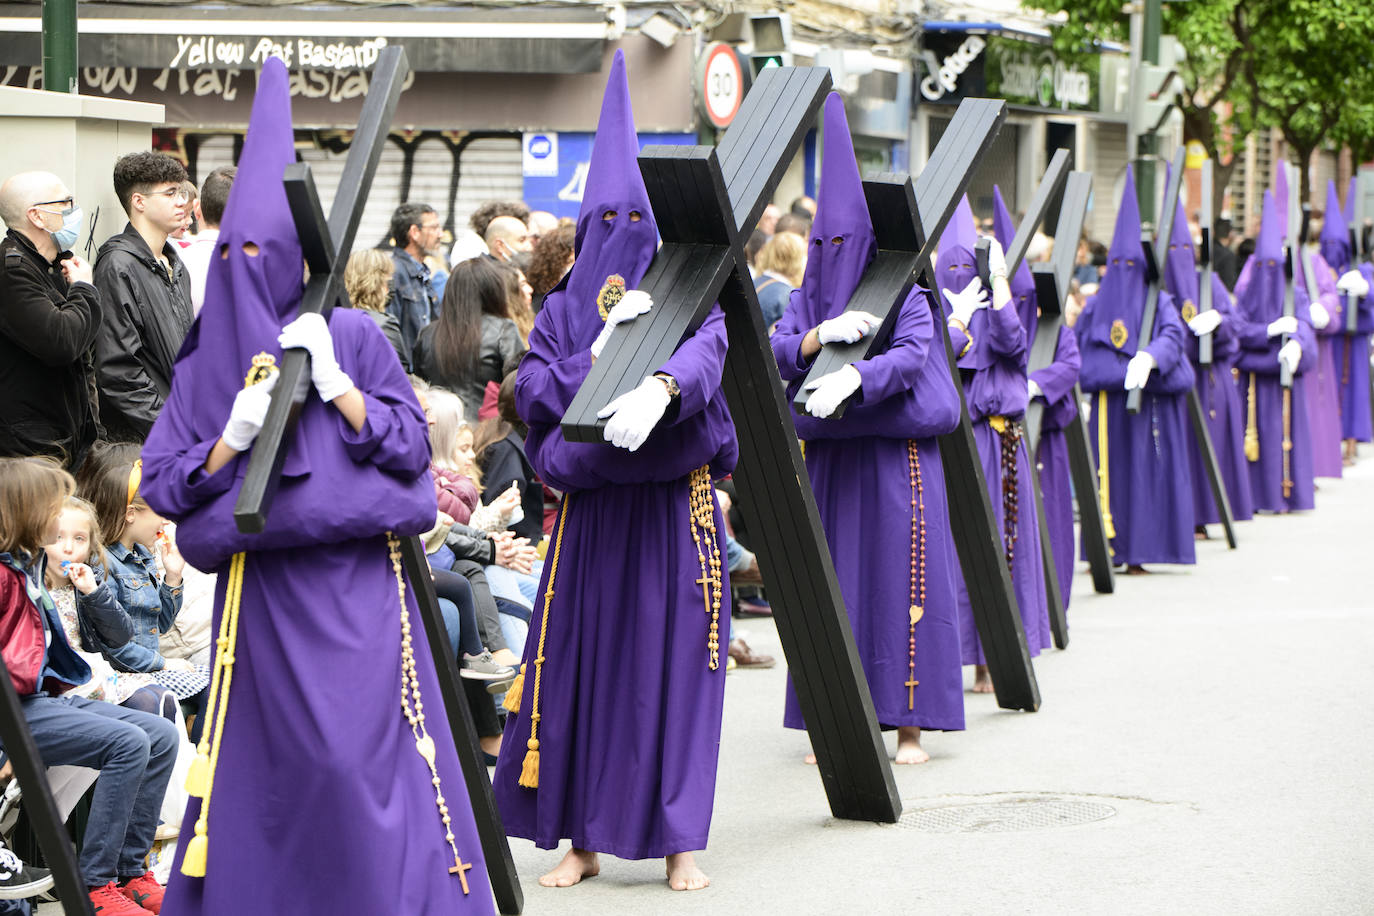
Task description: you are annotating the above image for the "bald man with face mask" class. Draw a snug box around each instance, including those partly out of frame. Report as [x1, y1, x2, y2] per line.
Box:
[484, 215, 532, 262]
[0, 171, 103, 468]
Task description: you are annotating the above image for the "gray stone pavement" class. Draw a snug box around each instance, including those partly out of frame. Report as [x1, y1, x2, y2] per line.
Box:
[506, 455, 1374, 916]
[41, 455, 1374, 915]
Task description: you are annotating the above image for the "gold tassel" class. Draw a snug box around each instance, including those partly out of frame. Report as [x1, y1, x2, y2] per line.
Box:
[1244, 373, 1260, 462]
[1097, 390, 1117, 542]
[184, 752, 210, 798]
[1282, 387, 1293, 499]
[501, 666, 525, 714]
[180, 828, 208, 878]
[518, 496, 572, 793]
[518, 738, 541, 789]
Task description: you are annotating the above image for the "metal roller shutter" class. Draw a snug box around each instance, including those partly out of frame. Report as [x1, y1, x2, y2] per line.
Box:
[1086, 120, 1128, 247]
[453, 137, 524, 235]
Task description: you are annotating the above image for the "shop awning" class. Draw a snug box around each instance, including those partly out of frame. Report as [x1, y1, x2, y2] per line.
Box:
[0, 3, 609, 73]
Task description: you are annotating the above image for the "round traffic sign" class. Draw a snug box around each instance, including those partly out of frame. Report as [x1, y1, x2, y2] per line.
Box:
[699, 41, 744, 128]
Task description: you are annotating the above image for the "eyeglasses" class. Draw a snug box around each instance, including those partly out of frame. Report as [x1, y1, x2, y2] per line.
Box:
[142, 187, 190, 203]
[32, 197, 74, 211]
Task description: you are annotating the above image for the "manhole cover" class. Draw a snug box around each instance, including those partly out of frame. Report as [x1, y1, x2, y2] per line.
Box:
[898, 795, 1117, 833]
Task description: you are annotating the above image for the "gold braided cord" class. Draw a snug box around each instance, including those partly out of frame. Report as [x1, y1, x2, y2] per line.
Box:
[1244, 373, 1260, 462]
[518, 495, 572, 790]
[1096, 391, 1116, 544]
[1282, 388, 1293, 500]
[180, 550, 245, 878]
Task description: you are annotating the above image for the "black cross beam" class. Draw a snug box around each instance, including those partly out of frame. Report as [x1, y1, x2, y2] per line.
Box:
[1347, 179, 1365, 335]
[224, 47, 522, 914]
[1021, 170, 1115, 600]
[1279, 165, 1301, 392]
[0, 655, 94, 915]
[560, 67, 908, 823]
[793, 101, 1041, 712]
[1014, 154, 1087, 649]
[1197, 160, 1217, 367]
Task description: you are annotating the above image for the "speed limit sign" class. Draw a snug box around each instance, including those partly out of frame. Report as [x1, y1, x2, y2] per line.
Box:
[697, 41, 745, 128]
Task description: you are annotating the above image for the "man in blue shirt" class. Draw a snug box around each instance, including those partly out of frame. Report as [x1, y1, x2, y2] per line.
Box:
[386, 202, 442, 361]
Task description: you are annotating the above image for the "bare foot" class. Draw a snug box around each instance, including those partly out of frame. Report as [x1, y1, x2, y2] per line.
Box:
[666, 852, 710, 891]
[1126, 564, 1149, 576]
[539, 848, 599, 888]
[971, 665, 994, 694]
[895, 726, 930, 765]
[1194, 525, 1209, 540]
[803, 752, 817, 765]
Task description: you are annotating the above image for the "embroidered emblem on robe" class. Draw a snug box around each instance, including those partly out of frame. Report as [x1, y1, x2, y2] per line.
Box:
[1181, 300, 1197, 323]
[597, 274, 626, 321]
[1110, 319, 1129, 349]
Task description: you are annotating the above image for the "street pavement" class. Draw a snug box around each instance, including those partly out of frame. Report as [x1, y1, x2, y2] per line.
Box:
[42, 453, 1374, 915]
[505, 454, 1374, 916]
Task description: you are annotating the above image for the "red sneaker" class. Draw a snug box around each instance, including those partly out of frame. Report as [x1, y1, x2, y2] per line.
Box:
[89, 881, 154, 915]
[119, 871, 164, 913]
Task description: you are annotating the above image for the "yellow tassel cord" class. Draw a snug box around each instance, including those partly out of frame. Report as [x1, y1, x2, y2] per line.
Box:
[519, 496, 572, 790]
[387, 534, 471, 891]
[1282, 387, 1293, 500]
[501, 665, 525, 714]
[687, 466, 723, 671]
[1096, 391, 1117, 543]
[1244, 373, 1260, 462]
[180, 550, 247, 878]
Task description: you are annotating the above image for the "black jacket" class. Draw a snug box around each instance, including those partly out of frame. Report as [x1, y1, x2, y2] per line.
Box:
[0, 230, 103, 468]
[92, 223, 193, 441]
[477, 430, 544, 545]
[413, 315, 525, 422]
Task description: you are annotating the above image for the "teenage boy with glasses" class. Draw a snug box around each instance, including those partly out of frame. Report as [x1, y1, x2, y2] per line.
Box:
[93, 152, 195, 441]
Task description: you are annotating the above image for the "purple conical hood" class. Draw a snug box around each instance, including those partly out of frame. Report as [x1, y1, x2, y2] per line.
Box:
[991, 185, 1037, 336]
[1345, 177, 1357, 225]
[1321, 179, 1351, 271]
[177, 56, 306, 455]
[1275, 164, 1290, 240]
[934, 195, 979, 304]
[559, 49, 658, 347]
[1162, 194, 1199, 314]
[792, 93, 876, 327]
[1235, 190, 1288, 325]
[1107, 166, 1143, 266]
[1086, 167, 1150, 345]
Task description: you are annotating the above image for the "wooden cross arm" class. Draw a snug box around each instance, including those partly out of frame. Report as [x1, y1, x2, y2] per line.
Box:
[1006, 148, 1071, 276]
[1029, 171, 1094, 321]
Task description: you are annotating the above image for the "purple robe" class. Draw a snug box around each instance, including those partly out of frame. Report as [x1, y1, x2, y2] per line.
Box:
[936, 198, 1051, 662]
[772, 96, 963, 731]
[1333, 263, 1374, 442]
[141, 59, 494, 914]
[1299, 250, 1345, 477]
[1232, 191, 1318, 512]
[491, 51, 737, 859]
[1075, 167, 1196, 566]
[1160, 202, 1255, 525]
[993, 185, 1080, 609]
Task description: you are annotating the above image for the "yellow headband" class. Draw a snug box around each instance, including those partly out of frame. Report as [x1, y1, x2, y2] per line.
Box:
[127, 459, 143, 506]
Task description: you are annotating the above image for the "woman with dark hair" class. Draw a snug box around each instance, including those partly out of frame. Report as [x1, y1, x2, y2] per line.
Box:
[525, 223, 575, 312]
[413, 255, 526, 422]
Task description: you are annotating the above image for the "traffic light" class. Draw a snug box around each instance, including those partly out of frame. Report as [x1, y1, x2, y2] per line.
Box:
[1132, 36, 1185, 135]
[747, 13, 792, 77]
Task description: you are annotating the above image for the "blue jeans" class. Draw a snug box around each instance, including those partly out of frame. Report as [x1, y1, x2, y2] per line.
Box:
[21, 695, 178, 886]
[484, 563, 541, 607]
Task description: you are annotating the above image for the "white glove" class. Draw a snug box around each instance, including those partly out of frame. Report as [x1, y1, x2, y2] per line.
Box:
[1309, 302, 1331, 330]
[816, 310, 882, 345]
[986, 236, 1008, 280]
[591, 289, 653, 359]
[278, 313, 353, 402]
[221, 370, 279, 452]
[1265, 316, 1299, 338]
[1123, 350, 1156, 391]
[1027, 379, 1043, 401]
[596, 376, 672, 451]
[1187, 309, 1223, 337]
[1278, 339, 1303, 375]
[1336, 269, 1370, 298]
[803, 364, 862, 418]
[942, 277, 989, 328]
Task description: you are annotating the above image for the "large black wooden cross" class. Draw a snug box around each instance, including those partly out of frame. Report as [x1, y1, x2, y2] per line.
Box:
[561, 67, 913, 823]
[229, 47, 523, 915]
[800, 100, 1046, 713]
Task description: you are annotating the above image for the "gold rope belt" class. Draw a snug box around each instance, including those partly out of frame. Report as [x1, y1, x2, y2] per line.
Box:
[1096, 391, 1117, 544]
[1245, 373, 1260, 462]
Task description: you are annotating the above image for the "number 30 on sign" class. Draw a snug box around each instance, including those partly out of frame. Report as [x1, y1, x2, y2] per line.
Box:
[697, 42, 746, 128]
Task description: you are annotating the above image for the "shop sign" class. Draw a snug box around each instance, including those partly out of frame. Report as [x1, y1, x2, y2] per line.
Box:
[523, 132, 558, 177]
[984, 36, 1098, 111]
[919, 36, 985, 102]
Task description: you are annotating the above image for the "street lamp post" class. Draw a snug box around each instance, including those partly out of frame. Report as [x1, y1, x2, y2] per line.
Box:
[41, 0, 78, 93]
[1135, 0, 1162, 227]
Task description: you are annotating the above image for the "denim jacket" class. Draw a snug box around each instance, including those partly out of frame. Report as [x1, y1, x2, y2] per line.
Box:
[103, 542, 182, 672]
[386, 248, 438, 362]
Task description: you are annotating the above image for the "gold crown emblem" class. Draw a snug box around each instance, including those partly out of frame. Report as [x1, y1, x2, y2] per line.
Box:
[1180, 300, 1197, 323]
[1110, 319, 1129, 350]
[244, 351, 278, 388]
[596, 274, 626, 321]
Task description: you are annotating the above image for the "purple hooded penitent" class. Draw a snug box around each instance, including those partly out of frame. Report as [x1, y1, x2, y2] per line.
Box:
[1335, 175, 1374, 442]
[1321, 180, 1351, 273]
[1231, 190, 1317, 510]
[931, 196, 1051, 655]
[146, 57, 495, 914]
[494, 48, 737, 860]
[772, 92, 964, 732]
[993, 185, 1084, 606]
[1072, 166, 1196, 565]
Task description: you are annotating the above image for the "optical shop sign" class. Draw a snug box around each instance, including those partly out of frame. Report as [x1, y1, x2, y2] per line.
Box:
[920, 32, 1098, 112]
